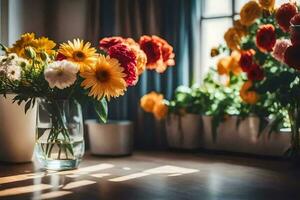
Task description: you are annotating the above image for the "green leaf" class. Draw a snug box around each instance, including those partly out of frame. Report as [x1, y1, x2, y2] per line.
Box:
[24, 99, 32, 114]
[93, 98, 108, 123]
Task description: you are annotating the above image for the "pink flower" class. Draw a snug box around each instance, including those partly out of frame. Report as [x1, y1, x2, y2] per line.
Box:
[272, 39, 291, 62]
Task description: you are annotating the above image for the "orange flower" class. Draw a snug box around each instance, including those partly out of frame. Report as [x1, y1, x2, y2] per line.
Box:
[240, 80, 260, 104]
[258, 0, 275, 10]
[224, 28, 241, 50]
[230, 50, 242, 76]
[153, 101, 168, 120]
[240, 0, 262, 26]
[233, 20, 247, 37]
[217, 57, 231, 75]
[217, 51, 241, 76]
[140, 92, 163, 113]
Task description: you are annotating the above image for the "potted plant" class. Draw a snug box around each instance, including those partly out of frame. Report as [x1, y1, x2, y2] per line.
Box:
[140, 85, 203, 150]
[221, 0, 300, 160]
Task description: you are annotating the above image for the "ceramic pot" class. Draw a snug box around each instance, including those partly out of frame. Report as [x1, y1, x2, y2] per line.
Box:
[165, 114, 202, 149]
[85, 120, 133, 156]
[0, 94, 37, 163]
[202, 115, 290, 156]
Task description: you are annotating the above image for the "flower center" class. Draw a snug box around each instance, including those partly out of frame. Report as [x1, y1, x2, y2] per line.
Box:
[56, 68, 64, 76]
[73, 51, 86, 61]
[96, 69, 110, 83]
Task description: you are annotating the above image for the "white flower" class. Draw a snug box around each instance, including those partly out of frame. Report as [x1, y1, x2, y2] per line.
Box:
[0, 54, 24, 80]
[6, 65, 21, 81]
[44, 60, 79, 89]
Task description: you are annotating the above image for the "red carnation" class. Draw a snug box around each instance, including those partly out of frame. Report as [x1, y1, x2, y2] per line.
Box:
[284, 45, 300, 70]
[108, 44, 138, 86]
[239, 49, 255, 72]
[152, 36, 175, 66]
[139, 35, 175, 73]
[275, 3, 298, 32]
[56, 52, 67, 61]
[256, 24, 276, 52]
[99, 36, 124, 51]
[247, 64, 264, 81]
[139, 36, 162, 67]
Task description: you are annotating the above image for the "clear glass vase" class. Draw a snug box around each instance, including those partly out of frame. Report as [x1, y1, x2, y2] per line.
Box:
[35, 99, 85, 170]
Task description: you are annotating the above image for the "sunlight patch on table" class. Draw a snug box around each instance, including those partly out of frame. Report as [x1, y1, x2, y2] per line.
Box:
[62, 180, 96, 190]
[109, 165, 199, 182]
[0, 184, 52, 197]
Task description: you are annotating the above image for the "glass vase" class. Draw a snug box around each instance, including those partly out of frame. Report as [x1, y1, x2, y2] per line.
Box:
[35, 98, 85, 170]
[287, 107, 300, 161]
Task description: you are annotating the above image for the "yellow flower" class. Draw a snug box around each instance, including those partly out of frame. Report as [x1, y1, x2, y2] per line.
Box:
[80, 55, 127, 101]
[240, 80, 259, 104]
[33, 37, 56, 57]
[9, 33, 36, 57]
[140, 92, 163, 113]
[59, 39, 97, 72]
[258, 0, 275, 10]
[9, 33, 56, 62]
[124, 38, 147, 75]
[240, 0, 262, 26]
[153, 101, 168, 120]
[224, 28, 241, 50]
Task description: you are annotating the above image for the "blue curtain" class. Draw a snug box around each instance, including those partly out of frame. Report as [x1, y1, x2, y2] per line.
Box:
[86, 0, 201, 149]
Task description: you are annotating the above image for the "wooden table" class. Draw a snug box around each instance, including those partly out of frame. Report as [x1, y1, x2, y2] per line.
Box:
[0, 151, 299, 200]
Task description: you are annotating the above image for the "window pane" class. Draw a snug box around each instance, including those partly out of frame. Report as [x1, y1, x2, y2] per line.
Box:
[203, 0, 232, 17]
[201, 18, 232, 76]
[235, 0, 249, 13]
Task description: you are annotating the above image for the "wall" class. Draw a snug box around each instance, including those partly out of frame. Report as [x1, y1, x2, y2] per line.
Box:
[4, 0, 88, 45]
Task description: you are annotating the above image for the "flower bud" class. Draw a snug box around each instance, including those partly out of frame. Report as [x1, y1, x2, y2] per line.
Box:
[40, 51, 49, 61]
[24, 47, 36, 59]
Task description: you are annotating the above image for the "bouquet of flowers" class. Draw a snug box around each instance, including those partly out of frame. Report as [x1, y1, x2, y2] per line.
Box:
[221, 0, 300, 158]
[0, 33, 175, 169]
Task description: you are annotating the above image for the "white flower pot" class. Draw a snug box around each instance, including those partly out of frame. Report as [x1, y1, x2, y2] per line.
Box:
[0, 94, 37, 163]
[85, 120, 133, 156]
[165, 114, 202, 149]
[202, 115, 290, 156]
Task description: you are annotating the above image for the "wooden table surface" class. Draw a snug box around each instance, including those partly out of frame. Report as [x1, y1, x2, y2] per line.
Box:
[0, 151, 299, 200]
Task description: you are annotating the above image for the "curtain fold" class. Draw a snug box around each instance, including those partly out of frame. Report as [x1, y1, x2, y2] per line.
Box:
[86, 0, 201, 149]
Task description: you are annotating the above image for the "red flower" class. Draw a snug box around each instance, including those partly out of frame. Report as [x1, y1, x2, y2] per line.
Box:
[275, 3, 298, 32]
[247, 64, 264, 81]
[99, 37, 124, 51]
[290, 14, 300, 45]
[139, 35, 175, 73]
[56, 52, 67, 61]
[290, 13, 300, 25]
[152, 36, 175, 66]
[139, 36, 162, 66]
[284, 45, 300, 70]
[108, 44, 138, 86]
[256, 24, 276, 52]
[239, 49, 255, 72]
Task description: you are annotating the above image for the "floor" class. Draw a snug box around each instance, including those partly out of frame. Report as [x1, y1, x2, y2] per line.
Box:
[0, 151, 299, 200]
